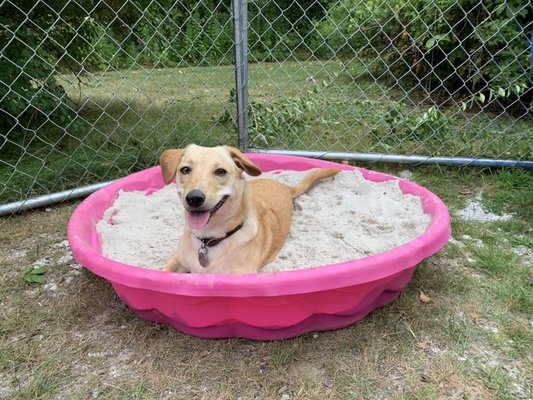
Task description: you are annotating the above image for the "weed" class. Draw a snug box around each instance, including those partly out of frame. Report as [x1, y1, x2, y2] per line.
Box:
[219, 78, 349, 148]
[270, 341, 297, 371]
[379, 104, 451, 143]
[443, 316, 475, 351]
[23, 266, 47, 284]
[461, 83, 529, 111]
[471, 246, 517, 276]
[480, 366, 515, 400]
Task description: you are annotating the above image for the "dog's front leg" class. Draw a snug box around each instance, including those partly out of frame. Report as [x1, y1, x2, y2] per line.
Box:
[163, 254, 188, 273]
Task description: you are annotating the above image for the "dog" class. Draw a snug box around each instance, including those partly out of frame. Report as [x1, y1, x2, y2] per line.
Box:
[160, 144, 340, 274]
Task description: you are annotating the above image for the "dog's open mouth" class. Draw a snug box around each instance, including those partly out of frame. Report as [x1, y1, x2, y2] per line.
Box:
[187, 195, 229, 230]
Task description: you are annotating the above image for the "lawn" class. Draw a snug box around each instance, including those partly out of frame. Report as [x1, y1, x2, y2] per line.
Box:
[1, 62, 532, 204]
[1, 162, 532, 399]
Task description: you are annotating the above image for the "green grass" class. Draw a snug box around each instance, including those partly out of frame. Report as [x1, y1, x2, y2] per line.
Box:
[471, 246, 518, 275]
[1, 65, 237, 203]
[480, 366, 517, 400]
[487, 168, 533, 220]
[271, 340, 298, 371]
[1, 61, 532, 204]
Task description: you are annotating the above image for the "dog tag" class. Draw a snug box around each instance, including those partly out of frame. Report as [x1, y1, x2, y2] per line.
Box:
[198, 245, 208, 267]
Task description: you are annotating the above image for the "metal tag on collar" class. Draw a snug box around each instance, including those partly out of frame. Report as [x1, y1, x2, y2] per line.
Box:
[198, 243, 208, 267]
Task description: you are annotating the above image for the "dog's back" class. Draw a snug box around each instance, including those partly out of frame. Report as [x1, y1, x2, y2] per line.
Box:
[250, 168, 340, 267]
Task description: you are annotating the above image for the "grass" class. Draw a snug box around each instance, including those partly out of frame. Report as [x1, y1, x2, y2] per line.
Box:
[1, 162, 532, 399]
[1, 61, 532, 203]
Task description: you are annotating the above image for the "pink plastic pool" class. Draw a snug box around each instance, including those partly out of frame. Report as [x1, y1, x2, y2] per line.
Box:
[68, 154, 450, 340]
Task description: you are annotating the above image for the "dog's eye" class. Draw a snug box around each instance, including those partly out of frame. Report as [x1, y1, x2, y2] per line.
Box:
[180, 166, 191, 175]
[214, 168, 227, 177]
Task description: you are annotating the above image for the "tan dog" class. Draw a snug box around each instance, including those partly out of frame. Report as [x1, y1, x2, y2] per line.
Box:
[160, 144, 340, 274]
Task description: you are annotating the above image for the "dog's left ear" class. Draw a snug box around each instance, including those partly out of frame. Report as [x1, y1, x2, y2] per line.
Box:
[224, 146, 262, 176]
[160, 148, 185, 184]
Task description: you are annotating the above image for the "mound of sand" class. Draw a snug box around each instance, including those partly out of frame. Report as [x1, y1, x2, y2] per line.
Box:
[97, 169, 431, 273]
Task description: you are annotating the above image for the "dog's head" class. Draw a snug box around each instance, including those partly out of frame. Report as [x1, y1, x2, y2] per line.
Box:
[160, 144, 262, 230]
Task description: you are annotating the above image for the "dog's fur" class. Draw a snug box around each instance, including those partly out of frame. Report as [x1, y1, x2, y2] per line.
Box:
[160, 144, 340, 274]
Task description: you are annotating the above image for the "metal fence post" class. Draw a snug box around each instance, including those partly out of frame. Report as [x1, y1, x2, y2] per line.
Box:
[232, 0, 249, 152]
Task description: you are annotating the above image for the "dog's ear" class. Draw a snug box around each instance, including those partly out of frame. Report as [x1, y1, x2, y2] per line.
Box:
[224, 146, 262, 176]
[160, 148, 185, 184]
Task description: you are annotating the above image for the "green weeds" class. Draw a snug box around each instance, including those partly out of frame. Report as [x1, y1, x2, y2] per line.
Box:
[23, 267, 47, 285]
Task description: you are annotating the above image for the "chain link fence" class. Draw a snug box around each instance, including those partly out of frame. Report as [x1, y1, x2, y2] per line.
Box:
[1, 0, 532, 214]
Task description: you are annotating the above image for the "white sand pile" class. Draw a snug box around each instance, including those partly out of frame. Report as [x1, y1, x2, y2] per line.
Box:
[97, 169, 431, 273]
[456, 193, 513, 222]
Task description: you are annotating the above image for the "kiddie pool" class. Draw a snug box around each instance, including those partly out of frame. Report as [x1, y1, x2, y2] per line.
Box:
[68, 154, 451, 340]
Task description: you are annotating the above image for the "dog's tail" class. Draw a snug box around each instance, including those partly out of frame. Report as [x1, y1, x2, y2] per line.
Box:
[291, 168, 341, 198]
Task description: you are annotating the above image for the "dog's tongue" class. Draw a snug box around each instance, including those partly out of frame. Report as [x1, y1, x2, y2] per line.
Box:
[187, 210, 210, 229]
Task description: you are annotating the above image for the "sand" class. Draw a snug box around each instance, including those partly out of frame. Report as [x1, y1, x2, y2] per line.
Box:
[97, 169, 431, 273]
[456, 193, 513, 222]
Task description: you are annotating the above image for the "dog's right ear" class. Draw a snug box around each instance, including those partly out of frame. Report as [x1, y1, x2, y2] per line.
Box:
[160, 149, 185, 185]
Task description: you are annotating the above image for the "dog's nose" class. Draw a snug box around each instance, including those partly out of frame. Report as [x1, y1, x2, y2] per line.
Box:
[186, 190, 206, 208]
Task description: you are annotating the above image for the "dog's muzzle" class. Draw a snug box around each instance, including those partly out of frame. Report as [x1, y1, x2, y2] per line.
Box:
[185, 194, 230, 230]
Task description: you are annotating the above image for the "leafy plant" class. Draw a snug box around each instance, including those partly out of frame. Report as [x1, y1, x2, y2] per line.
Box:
[376, 104, 451, 145]
[23, 267, 47, 284]
[461, 83, 530, 111]
[0, 1, 103, 135]
[318, 0, 533, 108]
[219, 74, 456, 149]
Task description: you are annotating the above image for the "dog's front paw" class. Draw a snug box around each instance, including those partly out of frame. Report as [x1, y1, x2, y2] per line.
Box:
[163, 254, 187, 273]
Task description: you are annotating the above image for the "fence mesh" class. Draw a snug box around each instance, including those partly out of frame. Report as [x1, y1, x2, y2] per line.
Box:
[1, 0, 532, 209]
